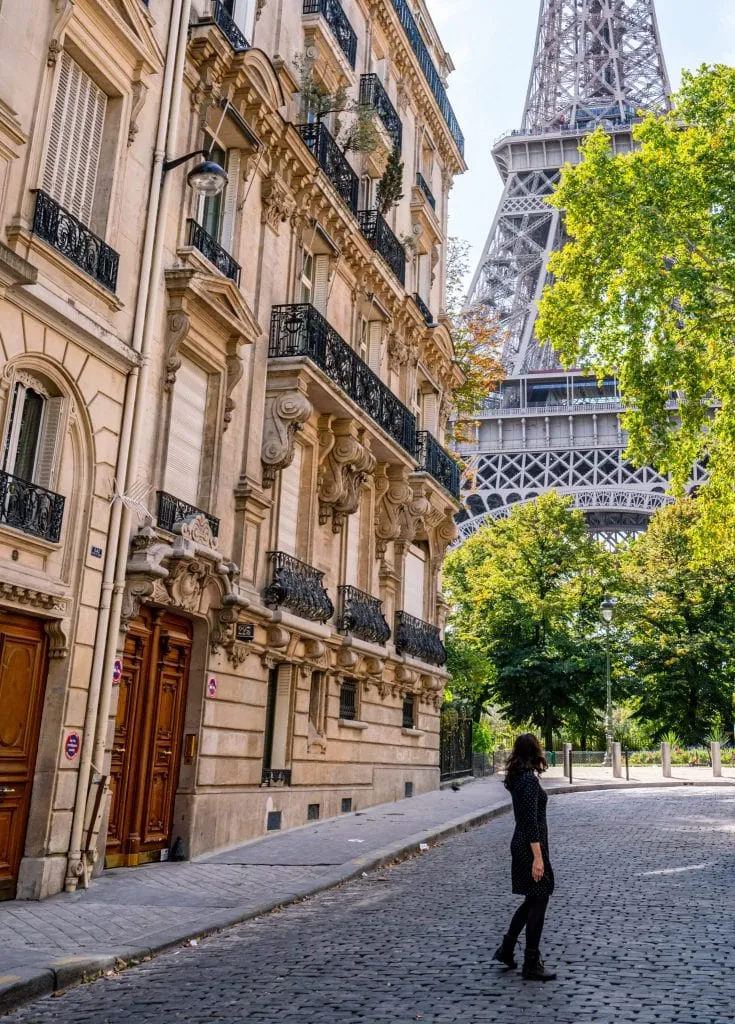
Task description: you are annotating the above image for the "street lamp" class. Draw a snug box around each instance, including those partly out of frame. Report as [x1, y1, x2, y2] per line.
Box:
[162, 149, 228, 196]
[599, 596, 617, 768]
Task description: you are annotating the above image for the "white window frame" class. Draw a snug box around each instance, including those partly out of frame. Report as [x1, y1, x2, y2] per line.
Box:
[2, 376, 64, 490]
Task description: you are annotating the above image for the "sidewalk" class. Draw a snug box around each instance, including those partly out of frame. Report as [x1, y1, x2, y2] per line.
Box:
[1, 766, 732, 1013]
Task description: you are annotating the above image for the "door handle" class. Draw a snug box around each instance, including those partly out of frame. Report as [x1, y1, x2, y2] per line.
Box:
[160, 749, 172, 757]
[0, 786, 17, 796]
[113, 746, 126, 755]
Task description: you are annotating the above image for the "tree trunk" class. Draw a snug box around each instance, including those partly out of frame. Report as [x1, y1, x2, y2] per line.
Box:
[580, 733, 587, 751]
[544, 706, 554, 752]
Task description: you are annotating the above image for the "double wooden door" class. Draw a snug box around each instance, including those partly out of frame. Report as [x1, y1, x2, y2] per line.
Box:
[0, 611, 48, 901]
[106, 609, 192, 868]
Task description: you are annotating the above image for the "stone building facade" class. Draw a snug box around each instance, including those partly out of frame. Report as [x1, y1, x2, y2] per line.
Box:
[0, 0, 465, 899]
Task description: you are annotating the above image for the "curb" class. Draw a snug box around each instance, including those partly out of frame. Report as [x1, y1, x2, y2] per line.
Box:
[2, 777, 731, 1015]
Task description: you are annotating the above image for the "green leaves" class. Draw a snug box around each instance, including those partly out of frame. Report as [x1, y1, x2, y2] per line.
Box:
[536, 65, 735, 555]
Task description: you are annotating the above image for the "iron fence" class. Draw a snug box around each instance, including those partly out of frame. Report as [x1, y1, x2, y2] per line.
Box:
[32, 190, 119, 292]
[187, 219, 241, 284]
[0, 469, 65, 543]
[156, 490, 220, 538]
[303, 0, 357, 69]
[264, 550, 334, 623]
[416, 431, 461, 500]
[440, 715, 473, 780]
[296, 122, 359, 214]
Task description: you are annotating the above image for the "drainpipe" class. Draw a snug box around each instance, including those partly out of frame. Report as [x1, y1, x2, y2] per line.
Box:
[65, 0, 192, 891]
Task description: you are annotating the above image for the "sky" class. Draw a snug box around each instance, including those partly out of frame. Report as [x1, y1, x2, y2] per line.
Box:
[427, 0, 735, 289]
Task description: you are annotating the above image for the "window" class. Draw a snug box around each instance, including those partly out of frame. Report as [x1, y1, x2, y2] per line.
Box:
[200, 142, 227, 239]
[199, 139, 240, 253]
[3, 379, 64, 489]
[402, 694, 416, 729]
[164, 357, 209, 506]
[300, 251, 313, 304]
[307, 803, 320, 821]
[339, 678, 358, 721]
[300, 249, 330, 312]
[43, 50, 107, 226]
[360, 175, 372, 211]
[278, 442, 302, 556]
[403, 543, 427, 620]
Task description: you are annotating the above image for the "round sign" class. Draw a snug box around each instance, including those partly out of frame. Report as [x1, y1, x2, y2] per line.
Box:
[112, 659, 123, 685]
[65, 732, 81, 760]
[207, 676, 217, 697]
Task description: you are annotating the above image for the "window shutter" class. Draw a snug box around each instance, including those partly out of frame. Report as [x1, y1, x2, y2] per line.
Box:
[164, 358, 208, 506]
[43, 51, 106, 225]
[312, 255, 330, 313]
[403, 545, 426, 619]
[278, 443, 302, 555]
[345, 499, 361, 586]
[367, 321, 383, 375]
[34, 397, 65, 489]
[219, 150, 240, 252]
[422, 392, 438, 435]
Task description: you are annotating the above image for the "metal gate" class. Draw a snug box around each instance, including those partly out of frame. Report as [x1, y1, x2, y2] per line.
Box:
[440, 714, 473, 781]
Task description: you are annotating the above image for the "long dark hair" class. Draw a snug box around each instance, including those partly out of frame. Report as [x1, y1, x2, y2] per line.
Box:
[504, 733, 548, 790]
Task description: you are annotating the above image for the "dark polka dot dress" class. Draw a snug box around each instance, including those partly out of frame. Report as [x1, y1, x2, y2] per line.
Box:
[509, 770, 555, 897]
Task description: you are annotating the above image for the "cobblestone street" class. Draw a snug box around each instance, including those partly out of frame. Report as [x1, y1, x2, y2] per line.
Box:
[8, 787, 733, 1024]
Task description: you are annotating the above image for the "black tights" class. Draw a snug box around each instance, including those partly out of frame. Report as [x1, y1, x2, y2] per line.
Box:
[507, 894, 549, 951]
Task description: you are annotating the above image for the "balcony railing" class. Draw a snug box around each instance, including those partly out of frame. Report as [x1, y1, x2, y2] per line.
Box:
[211, 0, 250, 51]
[359, 74, 402, 152]
[156, 491, 220, 539]
[338, 585, 391, 645]
[389, 0, 465, 157]
[0, 470, 65, 543]
[413, 293, 434, 326]
[358, 209, 406, 286]
[261, 769, 292, 787]
[416, 431, 461, 500]
[187, 219, 241, 284]
[269, 304, 417, 458]
[416, 172, 436, 211]
[296, 122, 359, 216]
[31, 190, 119, 292]
[264, 551, 334, 623]
[395, 610, 447, 667]
[303, 0, 357, 70]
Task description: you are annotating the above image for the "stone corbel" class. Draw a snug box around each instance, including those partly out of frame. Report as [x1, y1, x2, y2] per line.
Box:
[317, 417, 376, 533]
[45, 618, 70, 659]
[387, 331, 410, 374]
[398, 482, 432, 545]
[210, 603, 253, 666]
[128, 77, 148, 147]
[299, 638, 330, 677]
[261, 385, 313, 487]
[435, 512, 460, 560]
[261, 173, 296, 234]
[224, 336, 244, 431]
[164, 310, 190, 391]
[374, 463, 413, 556]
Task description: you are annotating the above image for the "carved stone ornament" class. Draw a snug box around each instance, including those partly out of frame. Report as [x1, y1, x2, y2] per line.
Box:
[0, 582, 68, 614]
[261, 388, 313, 488]
[438, 390, 454, 429]
[261, 173, 297, 233]
[299, 638, 331, 677]
[435, 512, 460, 558]
[45, 618, 70, 659]
[121, 518, 246, 631]
[317, 418, 376, 533]
[387, 332, 410, 373]
[374, 463, 412, 556]
[399, 482, 432, 544]
[164, 311, 190, 391]
[128, 79, 148, 147]
[210, 600, 254, 666]
[224, 337, 244, 431]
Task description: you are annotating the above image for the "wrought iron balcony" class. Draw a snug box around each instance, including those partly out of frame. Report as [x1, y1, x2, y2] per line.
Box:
[395, 610, 447, 667]
[358, 210, 406, 286]
[31, 190, 119, 292]
[389, 0, 465, 157]
[187, 219, 241, 284]
[0, 470, 65, 543]
[261, 769, 292, 787]
[413, 293, 434, 326]
[338, 586, 391, 645]
[156, 491, 220, 539]
[416, 431, 461, 500]
[210, 0, 251, 51]
[303, 0, 357, 70]
[269, 304, 417, 457]
[296, 122, 359, 216]
[264, 551, 334, 623]
[359, 74, 402, 152]
[416, 172, 436, 211]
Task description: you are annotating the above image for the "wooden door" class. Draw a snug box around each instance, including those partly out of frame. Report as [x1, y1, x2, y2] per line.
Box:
[106, 609, 192, 868]
[0, 612, 48, 900]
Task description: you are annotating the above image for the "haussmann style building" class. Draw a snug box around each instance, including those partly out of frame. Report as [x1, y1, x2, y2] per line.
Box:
[0, 0, 466, 900]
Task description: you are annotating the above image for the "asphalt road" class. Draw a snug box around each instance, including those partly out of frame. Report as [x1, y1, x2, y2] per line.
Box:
[9, 787, 734, 1024]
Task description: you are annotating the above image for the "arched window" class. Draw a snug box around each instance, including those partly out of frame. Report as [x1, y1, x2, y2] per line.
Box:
[2, 376, 64, 489]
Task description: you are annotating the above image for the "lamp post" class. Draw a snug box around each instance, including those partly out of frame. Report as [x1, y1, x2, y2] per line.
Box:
[162, 149, 228, 196]
[599, 596, 617, 768]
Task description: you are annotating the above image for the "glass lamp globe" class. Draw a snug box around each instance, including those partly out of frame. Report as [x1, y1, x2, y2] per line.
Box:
[599, 596, 617, 625]
[187, 160, 228, 197]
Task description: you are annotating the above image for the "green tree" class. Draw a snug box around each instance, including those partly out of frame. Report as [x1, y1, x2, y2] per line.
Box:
[619, 500, 735, 745]
[445, 633, 495, 723]
[444, 493, 614, 749]
[535, 65, 735, 558]
[376, 147, 404, 215]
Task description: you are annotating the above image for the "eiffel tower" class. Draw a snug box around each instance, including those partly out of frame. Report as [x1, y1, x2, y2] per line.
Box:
[458, 1, 703, 546]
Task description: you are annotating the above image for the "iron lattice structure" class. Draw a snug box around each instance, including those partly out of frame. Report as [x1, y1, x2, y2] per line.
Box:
[460, 0, 674, 546]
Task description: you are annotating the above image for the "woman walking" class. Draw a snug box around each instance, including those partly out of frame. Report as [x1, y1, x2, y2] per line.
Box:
[493, 733, 556, 981]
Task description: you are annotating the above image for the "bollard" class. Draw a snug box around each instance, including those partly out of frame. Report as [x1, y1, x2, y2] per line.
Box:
[563, 742, 572, 779]
[612, 742, 622, 779]
[569, 754, 573, 786]
[712, 742, 722, 778]
[625, 748, 630, 782]
[661, 741, 672, 778]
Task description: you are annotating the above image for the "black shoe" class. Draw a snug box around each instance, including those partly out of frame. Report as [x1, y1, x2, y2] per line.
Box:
[492, 935, 518, 969]
[522, 949, 556, 981]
